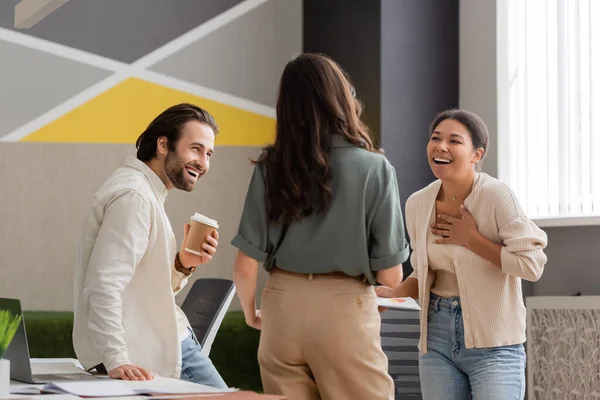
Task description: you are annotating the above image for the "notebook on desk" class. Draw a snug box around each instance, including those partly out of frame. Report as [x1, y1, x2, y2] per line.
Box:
[11, 378, 237, 397]
[376, 296, 421, 311]
[0, 297, 106, 383]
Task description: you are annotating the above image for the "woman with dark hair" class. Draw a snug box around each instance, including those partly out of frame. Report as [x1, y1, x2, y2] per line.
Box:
[378, 109, 548, 399]
[231, 53, 408, 399]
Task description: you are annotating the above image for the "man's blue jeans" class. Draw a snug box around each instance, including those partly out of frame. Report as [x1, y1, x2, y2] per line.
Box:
[180, 328, 228, 389]
[419, 293, 526, 399]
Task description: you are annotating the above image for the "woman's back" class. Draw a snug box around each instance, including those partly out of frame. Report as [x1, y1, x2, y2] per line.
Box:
[260, 134, 407, 282]
[231, 53, 404, 400]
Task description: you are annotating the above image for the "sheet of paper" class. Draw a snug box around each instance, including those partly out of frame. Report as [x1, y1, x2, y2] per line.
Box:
[150, 394, 286, 400]
[376, 297, 421, 311]
[42, 381, 138, 397]
[91, 397, 148, 400]
[39, 376, 237, 397]
[122, 376, 237, 394]
[9, 383, 44, 395]
[2, 395, 82, 400]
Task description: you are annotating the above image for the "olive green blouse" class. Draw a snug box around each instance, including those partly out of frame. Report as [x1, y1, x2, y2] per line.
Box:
[231, 135, 409, 284]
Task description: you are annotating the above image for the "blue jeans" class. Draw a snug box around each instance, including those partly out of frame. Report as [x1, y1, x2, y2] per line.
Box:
[419, 294, 526, 400]
[180, 328, 228, 388]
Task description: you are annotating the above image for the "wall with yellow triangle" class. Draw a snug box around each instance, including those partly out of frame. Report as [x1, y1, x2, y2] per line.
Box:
[24, 78, 275, 146]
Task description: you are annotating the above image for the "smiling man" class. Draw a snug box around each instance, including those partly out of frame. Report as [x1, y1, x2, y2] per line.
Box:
[72, 103, 227, 388]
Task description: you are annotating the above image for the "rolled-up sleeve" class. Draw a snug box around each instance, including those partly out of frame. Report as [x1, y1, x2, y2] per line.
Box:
[231, 165, 268, 262]
[82, 190, 151, 372]
[171, 267, 189, 295]
[496, 186, 548, 281]
[368, 166, 410, 271]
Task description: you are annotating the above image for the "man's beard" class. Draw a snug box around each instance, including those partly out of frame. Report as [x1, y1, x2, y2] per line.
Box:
[164, 151, 199, 192]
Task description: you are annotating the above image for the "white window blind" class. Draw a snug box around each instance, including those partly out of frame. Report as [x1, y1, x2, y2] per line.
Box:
[498, 0, 600, 225]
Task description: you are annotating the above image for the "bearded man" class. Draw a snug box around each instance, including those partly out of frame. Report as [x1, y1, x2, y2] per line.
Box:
[72, 103, 227, 388]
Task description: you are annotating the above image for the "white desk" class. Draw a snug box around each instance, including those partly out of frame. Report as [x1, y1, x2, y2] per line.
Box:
[9, 358, 85, 394]
[6, 358, 236, 399]
[2, 395, 83, 400]
[6, 358, 77, 399]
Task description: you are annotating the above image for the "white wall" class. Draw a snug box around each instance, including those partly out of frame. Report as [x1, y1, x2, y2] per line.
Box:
[459, 0, 600, 300]
[459, 0, 498, 178]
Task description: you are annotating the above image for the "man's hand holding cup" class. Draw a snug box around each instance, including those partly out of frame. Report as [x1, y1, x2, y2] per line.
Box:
[179, 213, 219, 269]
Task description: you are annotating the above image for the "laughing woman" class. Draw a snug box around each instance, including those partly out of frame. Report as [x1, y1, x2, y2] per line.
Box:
[378, 109, 548, 400]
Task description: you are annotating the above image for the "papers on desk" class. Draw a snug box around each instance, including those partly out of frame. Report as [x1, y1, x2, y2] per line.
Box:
[1, 395, 81, 400]
[12, 376, 236, 397]
[42, 382, 138, 397]
[121, 376, 237, 395]
[376, 296, 421, 311]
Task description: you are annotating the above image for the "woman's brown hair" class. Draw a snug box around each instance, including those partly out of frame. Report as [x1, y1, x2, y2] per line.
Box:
[255, 53, 379, 223]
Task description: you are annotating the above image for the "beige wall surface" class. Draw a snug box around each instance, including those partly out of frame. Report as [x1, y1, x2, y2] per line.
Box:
[0, 0, 302, 310]
[459, 0, 498, 178]
[0, 143, 268, 311]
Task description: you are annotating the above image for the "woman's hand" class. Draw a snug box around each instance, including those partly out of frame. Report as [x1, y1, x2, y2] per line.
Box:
[245, 309, 262, 330]
[433, 205, 504, 267]
[375, 286, 395, 312]
[432, 204, 479, 247]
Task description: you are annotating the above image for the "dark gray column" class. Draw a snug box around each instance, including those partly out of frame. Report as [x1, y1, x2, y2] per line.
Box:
[303, 0, 382, 144]
[381, 0, 459, 208]
[304, 0, 460, 277]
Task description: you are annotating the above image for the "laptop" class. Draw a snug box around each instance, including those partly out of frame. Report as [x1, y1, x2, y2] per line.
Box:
[0, 298, 105, 383]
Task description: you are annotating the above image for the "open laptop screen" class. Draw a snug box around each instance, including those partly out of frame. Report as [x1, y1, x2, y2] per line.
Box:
[0, 298, 35, 383]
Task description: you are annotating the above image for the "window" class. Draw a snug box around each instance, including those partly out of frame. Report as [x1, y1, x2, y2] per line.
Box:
[497, 0, 600, 227]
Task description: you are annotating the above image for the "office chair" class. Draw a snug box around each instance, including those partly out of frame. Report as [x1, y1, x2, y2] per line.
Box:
[380, 308, 422, 399]
[180, 278, 236, 356]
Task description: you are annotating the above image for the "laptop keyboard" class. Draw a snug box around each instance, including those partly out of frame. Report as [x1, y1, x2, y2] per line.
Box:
[34, 373, 102, 382]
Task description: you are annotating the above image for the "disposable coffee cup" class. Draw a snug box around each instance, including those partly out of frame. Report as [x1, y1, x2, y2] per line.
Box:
[185, 213, 219, 255]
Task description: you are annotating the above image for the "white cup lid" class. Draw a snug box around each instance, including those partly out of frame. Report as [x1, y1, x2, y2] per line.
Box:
[190, 213, 218, 228]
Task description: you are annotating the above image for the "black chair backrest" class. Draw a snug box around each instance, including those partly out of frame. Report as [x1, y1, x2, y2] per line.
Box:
[180, 278, 236, 353]
[381, 309, 422, 399]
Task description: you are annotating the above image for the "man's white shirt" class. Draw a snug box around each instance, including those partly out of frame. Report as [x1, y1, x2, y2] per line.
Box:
[73, 156, 192, 378]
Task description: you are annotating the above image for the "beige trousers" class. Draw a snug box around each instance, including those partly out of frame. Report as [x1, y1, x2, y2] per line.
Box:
[258, 270, 394, 400]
